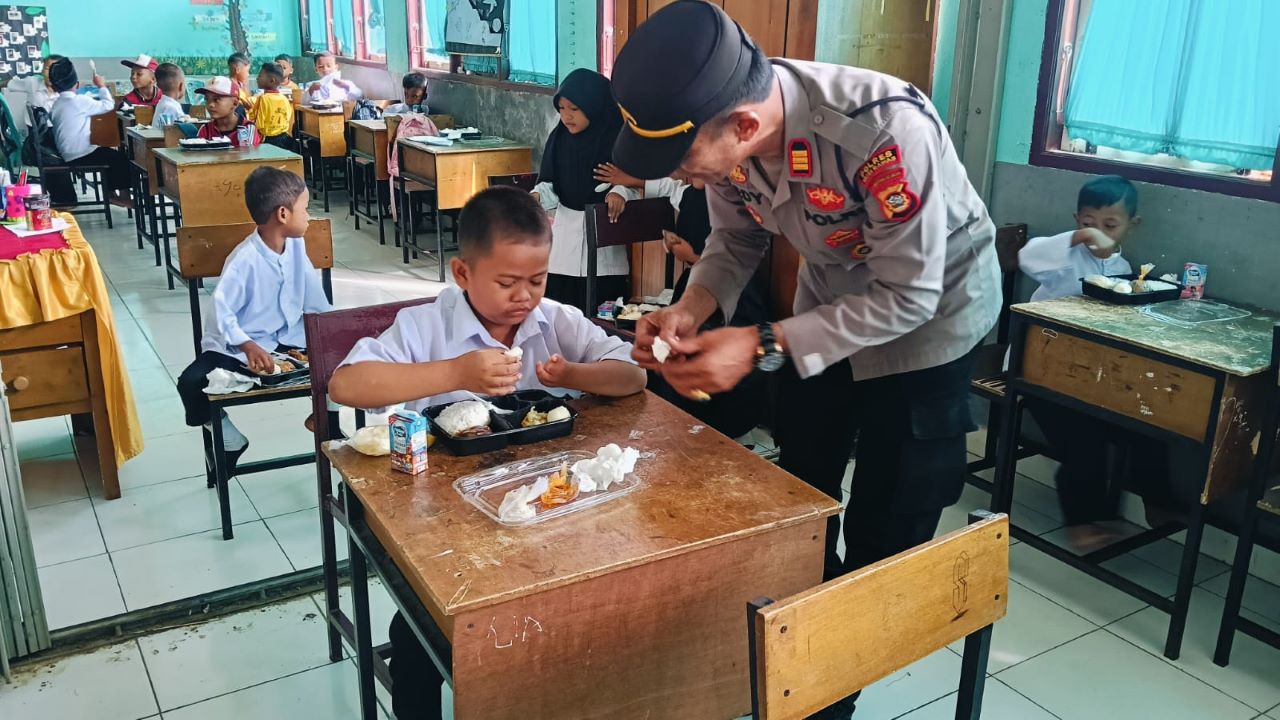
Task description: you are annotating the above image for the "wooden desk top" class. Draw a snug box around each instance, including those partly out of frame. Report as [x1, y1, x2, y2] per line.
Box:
[325, 392, 838, 617]
[126, 125, 166, 142]
[153, 144, 302, 167]
[1014, 296, 1279, 377]
[397, 135, 530, 155]
[348, 119, 386, 132]
[297, 105, 345, 117]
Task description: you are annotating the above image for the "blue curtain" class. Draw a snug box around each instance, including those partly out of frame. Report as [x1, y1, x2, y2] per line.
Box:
[425, 0, 447, 57]
[333, 0, 356, 57]
[307, 0, 329, 52]
[508, 0, 557, 85]
[1066, 0, 1280, 170]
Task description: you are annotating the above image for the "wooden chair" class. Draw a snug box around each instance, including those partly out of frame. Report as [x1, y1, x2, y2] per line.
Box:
[1214, 323, 1280, 666]
[387, 113, 453, 265]
[428, 114, 455, 130]
[28, 106, 113, 228]
[487, 172, 538, 192]
[133, 105, 155, 125]
[747, 511, 1009, 720]
[176, 219, 335, 540]
[583, 197, 676, 313]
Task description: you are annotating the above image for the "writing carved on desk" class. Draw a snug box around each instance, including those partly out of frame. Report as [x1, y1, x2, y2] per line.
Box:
[215, 179, 243, 198]
[485, 615, 545, 649]
[952, 551, 970, 618]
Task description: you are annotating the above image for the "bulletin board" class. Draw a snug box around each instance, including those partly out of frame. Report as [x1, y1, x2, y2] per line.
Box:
[445, 0, 503, 56]
[0, 5, 48, 84]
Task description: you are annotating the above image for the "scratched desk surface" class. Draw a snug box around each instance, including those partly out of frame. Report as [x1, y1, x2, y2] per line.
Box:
[397, 136, 529, 154]
[1015, 296, 1279, 377]
[152, 144, 301, 166]
[324, 391, 838, 618]
[126, 125, 166, 142]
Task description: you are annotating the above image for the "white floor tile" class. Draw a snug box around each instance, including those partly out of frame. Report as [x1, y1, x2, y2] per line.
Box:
[28, 497, 105, 567]
[999, 630, 1256, 720]
[1100, 553, 1179, 599]
[126, 365, 181, 404]
[92, 475, 258, 551]
[163, 660, 363, 720]
[235, 412, 316, 464]
[111, 521, 293, 610]
[134, 394, 194, 440]
[1109, 588, 1280, 712]
[267, 507, 346, 571]
[12, 415, 74, 461]
[1131, 537, 1230, 584]
[854, 647, 963, 720]
[38, 554, 126, 629]
[139, 595, 336, 711]
[1008, 542, 1149, 626]
[238, 464, 320, 519]
[0, 640, 159, 720]
[1200, 569, 1280, 632]
[894, 678, 1057, 720]
[87, 429, 208, 495]
[19, 453, 89, 508]
[952, 579, 1095, 673]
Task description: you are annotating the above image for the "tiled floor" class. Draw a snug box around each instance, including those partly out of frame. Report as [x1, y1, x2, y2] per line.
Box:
[6, 204, 1280, 718]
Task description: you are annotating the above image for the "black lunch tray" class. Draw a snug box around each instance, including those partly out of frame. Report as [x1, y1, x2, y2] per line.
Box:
[236, 352, 310, 387]
[425, 390, 578, 456]
[1081, 274, 1184, 305]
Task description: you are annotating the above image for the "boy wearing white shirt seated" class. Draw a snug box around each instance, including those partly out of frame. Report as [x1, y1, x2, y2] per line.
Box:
[304, 51, 363, 104]
[176, 167, 332, 474]
[152, 63, 186, 127]
[47, 58, 132, 208]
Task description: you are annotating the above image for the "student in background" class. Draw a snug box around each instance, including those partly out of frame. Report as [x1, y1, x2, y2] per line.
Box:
[252, 62, 294, 150]
[153, 63, 186, 127]
[20, 53, 64, 127]
[121, 54, 162, 106]
[195, 76, 261, 147]
[532, 69, 630, 309]
[384, 72, 428, 114]
[47, 58, 132, 208]
[1019, 175, 1176, 548]
[176, 167, 330, 476]
[330, 186, 644, 720]
[274, 54, 300, 93]
[304, 51, 363, 103]
[227, 52, 254, 116]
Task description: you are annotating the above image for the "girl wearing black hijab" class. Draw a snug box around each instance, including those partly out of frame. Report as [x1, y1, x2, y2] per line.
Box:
[533, 69, 630, 309]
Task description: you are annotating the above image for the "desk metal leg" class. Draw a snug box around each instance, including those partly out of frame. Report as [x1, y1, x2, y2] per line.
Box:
[1165, 502, 1206, 659]
[400, 179, 412, 265]
[317, 441, 345, 663]
[956, 624, 993, 720]
[349, 523, 378, 720]
[347, 156, 358, 226]
[436, 215, 445, 282]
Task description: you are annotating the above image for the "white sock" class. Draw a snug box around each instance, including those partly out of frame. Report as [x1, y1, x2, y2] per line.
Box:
[221, 414, 248, 452]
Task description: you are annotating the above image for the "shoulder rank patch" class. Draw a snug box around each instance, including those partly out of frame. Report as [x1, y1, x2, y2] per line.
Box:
[746, 205, 765, 226]
[824, 228, 862, 249]
[871, 180, 920, 223]
[805, 185, 846, 212]
[788, 139, 812, 178]
[857, 145, 904, 187]
[729, 164, 749, 185]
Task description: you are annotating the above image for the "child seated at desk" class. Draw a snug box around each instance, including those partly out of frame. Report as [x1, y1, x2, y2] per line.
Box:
[176, 167, 331, 475]
[153, 63, 186, 127]
[195, 76, 261, 147]
[274, 54, 300, 94]
[330, 186, 646, 720]
[47, 58, 132, 208]
[1019, 175, 1176, 548]
[227, 52, 253, 117]
[121, 54, 161, 107]
[384, 72, 428, 114]
[251, 62, 295, 150]
[304, 51, 363, 104]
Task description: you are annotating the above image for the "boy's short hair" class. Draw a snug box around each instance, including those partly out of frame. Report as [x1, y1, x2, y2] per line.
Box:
[227, 52, 250, 68]
[314, 51, 335, 64]
[458, 186, 551, 260]
[402, 72, 427, 91]
[48, 58, 77, 92]
[155, 63, 184, 93]
[1078, 174, 1138, 217]
[274, 53, 292, 64]
[244, 167, 307, 225]
[259, 62, 284, 83]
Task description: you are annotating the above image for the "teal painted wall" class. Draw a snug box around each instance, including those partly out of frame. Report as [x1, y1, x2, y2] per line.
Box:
[994, 0, 1047, 164]
[930, 0, 958, 124]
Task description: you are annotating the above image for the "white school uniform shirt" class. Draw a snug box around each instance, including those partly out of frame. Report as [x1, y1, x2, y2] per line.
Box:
[154, 95, 184, 127]
[1018, 230, 1132, 302]
[339, 285, 636, 412]
[50, 87, 114, 162]
[201, 231, 332, 361]
[383, 101, 426, 115]
[534, 181, 632, 277]
[305, 73, 364, 103]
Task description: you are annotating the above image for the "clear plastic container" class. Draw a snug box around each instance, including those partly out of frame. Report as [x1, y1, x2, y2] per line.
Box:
[454, 450, 641, 527]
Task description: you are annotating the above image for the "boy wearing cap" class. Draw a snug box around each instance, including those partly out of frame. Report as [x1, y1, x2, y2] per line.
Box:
[614, 0, 1000, 599]
[122, 54, 162, 107]
[196, 76, 261, 148]
[47, 58, 132, 208]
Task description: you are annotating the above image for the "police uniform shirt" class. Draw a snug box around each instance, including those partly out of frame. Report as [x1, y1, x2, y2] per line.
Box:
[688, 59, 1002, 380]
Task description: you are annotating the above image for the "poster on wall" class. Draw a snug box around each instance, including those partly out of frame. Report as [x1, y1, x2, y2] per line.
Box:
[445, 0, 503, 56]
[0, 5, 45, 83]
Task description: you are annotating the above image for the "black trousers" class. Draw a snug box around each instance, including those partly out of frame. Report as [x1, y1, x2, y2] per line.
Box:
[176, 351, 246, 426]
[545, 273, 627, 312]
[776, 346, 979, 579]
[389, 611, 445, 720]
[648, 368, 767, 440]
[68, 146, 131, 196]
[263, 133, 296, 151]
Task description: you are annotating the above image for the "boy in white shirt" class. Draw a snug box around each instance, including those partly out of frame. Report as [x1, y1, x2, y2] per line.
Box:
[383, 72, 428, 115]
[47, 58, 132, 208]
[176, 167, 331, 474]
[304, 51, 363, 104]
[153, 63, 186, 127]
[330, 186, 646, 720]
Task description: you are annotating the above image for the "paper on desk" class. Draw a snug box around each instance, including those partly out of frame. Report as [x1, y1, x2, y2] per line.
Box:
[7, 217, 70, 237]
[203, 368, 259, 395]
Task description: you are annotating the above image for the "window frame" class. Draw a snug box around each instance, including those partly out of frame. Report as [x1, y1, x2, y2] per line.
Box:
[300, 0, 389, 68]
[1030, 0, 1280, 203]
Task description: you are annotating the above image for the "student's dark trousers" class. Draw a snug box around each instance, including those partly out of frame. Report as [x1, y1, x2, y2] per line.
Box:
[68, 146, 131, 196]
[176, 351, 246, 426]
[388, 612, 445, 720]
[263, 133, 296, 151]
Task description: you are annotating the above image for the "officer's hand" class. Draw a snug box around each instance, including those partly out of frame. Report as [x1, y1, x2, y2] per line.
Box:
[660, 326, 757, 399]
[633, 304, 700, 370]
[605, 192, 626, 223]
[593, 162, 642, 188]
[662, 230, 698, 265]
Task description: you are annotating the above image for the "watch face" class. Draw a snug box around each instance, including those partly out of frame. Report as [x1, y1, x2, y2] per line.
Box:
[757, 353, 786, 372]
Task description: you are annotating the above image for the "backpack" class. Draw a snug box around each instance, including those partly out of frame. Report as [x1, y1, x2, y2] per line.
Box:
[351, 99, 383, 121]
[386, 113, 440, 219]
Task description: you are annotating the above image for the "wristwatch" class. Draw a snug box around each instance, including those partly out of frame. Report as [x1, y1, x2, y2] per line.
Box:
[755, 324, 787, 372]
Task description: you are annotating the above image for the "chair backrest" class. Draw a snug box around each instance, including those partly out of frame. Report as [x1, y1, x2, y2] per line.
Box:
[582, 197, 675, 312]
[27, 106, 54, 169]
[994, 223, 1028, 345]
[133, 105, 155, 125]
[748, 512, 1009, 720]
[428, 113, 456, 130]
[189, 103, 209, 119]
[488, 172, 538, 192]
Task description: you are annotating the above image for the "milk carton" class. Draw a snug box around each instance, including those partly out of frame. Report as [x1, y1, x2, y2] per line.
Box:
[389, 409, 429, 475]
[1181, 262, 1207, 300]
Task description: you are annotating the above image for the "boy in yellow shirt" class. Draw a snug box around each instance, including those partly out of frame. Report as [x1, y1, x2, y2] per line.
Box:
[252, 62, 294, 150]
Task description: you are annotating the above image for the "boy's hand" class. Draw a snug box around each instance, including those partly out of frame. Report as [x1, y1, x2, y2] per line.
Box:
[593, 162, 642, 188]
[451, 349, 521, 396]
[241, 342, 274, 374]
[605, 192, 626, 223]
[535, 354, 574, 388]
[308, 82, 322, 94]
[1073, 227, 1117, 258]
[92, 74, 106, 89]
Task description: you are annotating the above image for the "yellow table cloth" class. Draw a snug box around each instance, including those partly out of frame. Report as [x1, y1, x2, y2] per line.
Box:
[0, 213, 143, 467]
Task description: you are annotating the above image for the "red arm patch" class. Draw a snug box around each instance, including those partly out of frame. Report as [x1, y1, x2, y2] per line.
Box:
[857, 145, 921, 223]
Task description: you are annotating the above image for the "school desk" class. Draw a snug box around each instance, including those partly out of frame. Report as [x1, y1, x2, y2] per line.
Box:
[152, 145, 303, 289]
[395, 136, 532, 280]
[0, 214, 143, 500]
[298, 105, 352, 212]
[993, 295, 1280, 660]
[347, 118, 388, 180]
[89, 110, 122, 150]
[125, 125, 166, 265]
[346, 119, 389, 243]
[322, 391, 839, 720]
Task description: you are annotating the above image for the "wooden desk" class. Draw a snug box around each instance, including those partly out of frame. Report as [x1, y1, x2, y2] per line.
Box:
[153, 145, 303, 226]
[325, 392, 838, 720]
[347, 119, 388, 180]
[298, 106, 348, 158]
[994, 295, 1280, 660]
[126, 125, 166, 195]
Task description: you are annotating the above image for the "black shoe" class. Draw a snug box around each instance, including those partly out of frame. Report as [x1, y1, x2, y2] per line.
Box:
[222, 441, 249, 479]
[809, 693, 858, 719]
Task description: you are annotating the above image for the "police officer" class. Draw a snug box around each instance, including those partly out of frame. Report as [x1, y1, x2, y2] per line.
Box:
[614, 1, 1002, 582]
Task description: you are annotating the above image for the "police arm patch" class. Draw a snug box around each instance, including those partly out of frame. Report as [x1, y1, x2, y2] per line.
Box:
[857, 145, 920, 223]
